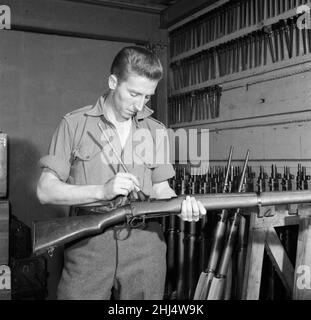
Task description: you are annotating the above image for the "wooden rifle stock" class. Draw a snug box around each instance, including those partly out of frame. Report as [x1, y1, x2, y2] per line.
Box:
[33, 205, 132, 256]
[33, 190, 311, 256]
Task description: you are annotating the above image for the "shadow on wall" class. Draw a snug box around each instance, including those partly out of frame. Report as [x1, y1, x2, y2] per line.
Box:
[8, 137, 66, 300]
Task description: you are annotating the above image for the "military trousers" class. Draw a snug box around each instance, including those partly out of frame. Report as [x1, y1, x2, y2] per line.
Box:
[57, 221, 167, 300]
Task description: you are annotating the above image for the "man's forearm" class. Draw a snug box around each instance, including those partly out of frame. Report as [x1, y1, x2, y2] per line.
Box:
[37, 173, 104, 206]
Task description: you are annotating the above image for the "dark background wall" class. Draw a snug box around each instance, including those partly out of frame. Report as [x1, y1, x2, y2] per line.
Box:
[0, 30, 133, 298]
[0, 0, 167, 299]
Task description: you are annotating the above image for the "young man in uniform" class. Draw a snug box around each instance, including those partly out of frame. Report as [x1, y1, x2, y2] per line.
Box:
[36, 46, 206, 300]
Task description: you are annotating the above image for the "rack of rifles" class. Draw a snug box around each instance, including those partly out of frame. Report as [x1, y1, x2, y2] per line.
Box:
[161, 163, 310, 300]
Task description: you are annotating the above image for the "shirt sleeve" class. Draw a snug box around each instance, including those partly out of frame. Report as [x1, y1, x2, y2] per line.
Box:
[151, 127, 175, 184]
[39, 118, 73, 182]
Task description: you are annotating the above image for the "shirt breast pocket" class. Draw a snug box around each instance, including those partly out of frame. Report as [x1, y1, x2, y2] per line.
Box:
[70, 146, 102, 185]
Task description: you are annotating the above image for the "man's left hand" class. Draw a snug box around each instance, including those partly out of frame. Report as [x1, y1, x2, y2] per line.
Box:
[179, 195, 207, 222]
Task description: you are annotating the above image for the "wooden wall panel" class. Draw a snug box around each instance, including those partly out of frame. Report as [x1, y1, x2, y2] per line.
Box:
[0, 201, 9, 265]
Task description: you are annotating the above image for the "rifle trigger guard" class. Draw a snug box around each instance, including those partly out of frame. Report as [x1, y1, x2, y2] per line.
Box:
[47, 246, 55, 258]
[127, 215, 146, 229]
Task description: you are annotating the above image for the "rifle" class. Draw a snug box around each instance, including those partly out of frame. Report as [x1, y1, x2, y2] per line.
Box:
[193, 146, 233, 300]
[33, 189, 311, 256]
[164, 215, 177, 299]
[198, 215, 208, 273]
[185, 177, 200, 299]
[185, 221, 199, 299]
[176, 178, 186, 299]
[206, 150, 249, 300]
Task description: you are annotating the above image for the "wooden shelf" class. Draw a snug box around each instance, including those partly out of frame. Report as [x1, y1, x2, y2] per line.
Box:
[167, 0, 230, 32]
[169, 109, 311, 130]
[170, 53, 311, 96]
[167, 0, 311, 164]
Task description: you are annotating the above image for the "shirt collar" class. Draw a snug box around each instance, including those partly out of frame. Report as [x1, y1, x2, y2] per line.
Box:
[84, 94, 154, 123]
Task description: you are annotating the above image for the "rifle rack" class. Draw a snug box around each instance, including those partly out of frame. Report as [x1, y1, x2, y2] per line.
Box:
[241, 203, 311, 300]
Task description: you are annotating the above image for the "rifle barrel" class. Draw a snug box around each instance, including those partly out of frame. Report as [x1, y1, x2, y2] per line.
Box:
[132, 190, 311, 215]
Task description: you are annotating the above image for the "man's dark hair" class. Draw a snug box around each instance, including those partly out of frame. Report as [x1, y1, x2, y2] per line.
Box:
[110, 46, 163, 82]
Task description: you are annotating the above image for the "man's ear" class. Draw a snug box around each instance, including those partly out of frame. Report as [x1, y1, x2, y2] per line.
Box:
[108, 74, 118, 90]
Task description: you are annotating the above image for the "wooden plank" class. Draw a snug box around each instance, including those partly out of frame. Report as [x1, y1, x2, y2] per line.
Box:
[5, 0, 165, 43]
[65, 0, 166, 13]
[0, 133, 7, 199]
[265, 227, 294, 297]
[293, 217, 311, 300]
[0, 201, 9, 265]
[171, 54, 311, 96]
[254, 211, 300, 230]
[241, 213, 266, 300]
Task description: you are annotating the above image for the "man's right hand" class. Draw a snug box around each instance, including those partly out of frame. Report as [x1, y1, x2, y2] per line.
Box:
[101, 172, 141, 201]
[37, 170, 142, 206]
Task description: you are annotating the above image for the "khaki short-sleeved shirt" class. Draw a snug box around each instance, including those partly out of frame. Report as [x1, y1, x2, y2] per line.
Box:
[39, 95, 175, 197]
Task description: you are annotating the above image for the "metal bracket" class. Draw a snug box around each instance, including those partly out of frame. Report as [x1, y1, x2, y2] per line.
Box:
[257, 205, 275, 218]
[287, 203, 298, 215]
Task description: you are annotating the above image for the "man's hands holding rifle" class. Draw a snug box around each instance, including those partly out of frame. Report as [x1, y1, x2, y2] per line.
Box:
[179, 195, 206, 222]
[101, 172, 206, 223]
[100, 172, 141, 200]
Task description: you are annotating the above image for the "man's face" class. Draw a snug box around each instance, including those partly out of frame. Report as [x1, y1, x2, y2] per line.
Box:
[110, 73, 159, 121]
